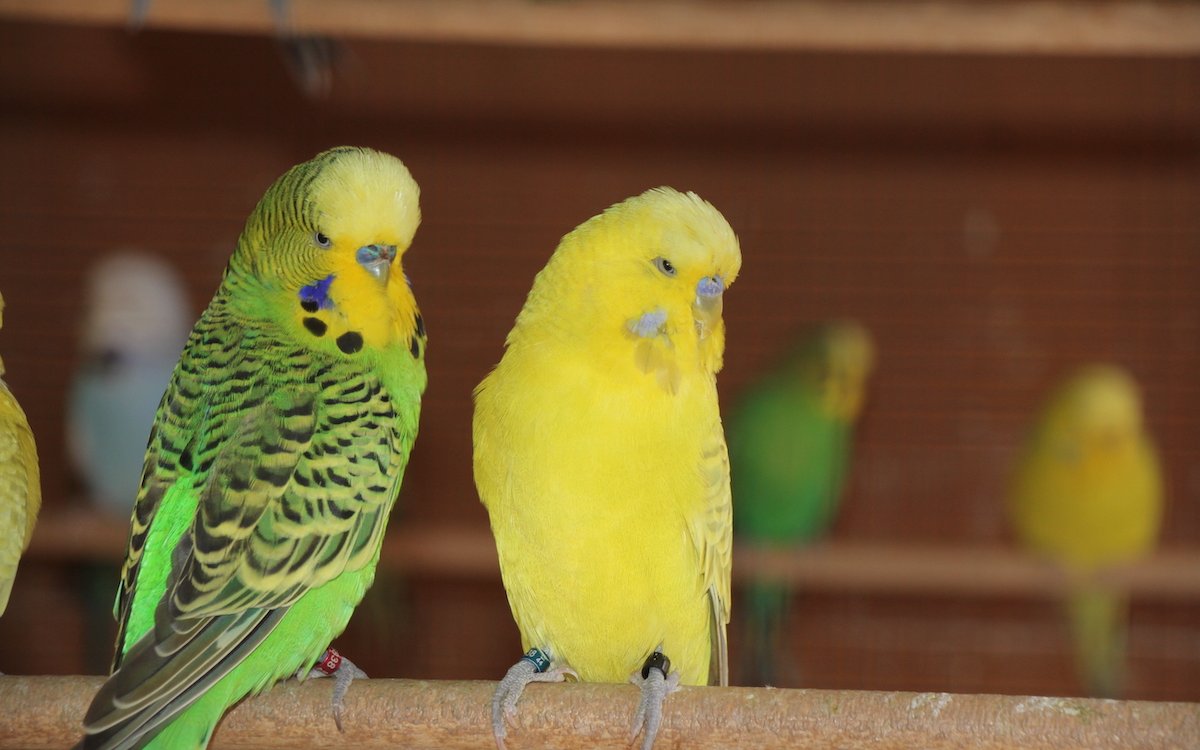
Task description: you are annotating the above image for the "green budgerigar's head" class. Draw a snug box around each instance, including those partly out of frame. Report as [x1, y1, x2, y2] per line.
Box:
[789, 320, 875, 423]
[228, 146, 424, 356]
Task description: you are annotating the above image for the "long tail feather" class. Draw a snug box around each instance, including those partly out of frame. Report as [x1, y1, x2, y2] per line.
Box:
[1066, 584, 1128, 698]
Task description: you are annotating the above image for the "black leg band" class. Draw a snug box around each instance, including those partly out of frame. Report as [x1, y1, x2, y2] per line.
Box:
[641, 650, 671, 680]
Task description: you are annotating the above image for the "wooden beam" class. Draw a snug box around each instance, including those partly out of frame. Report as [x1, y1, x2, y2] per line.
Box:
[3, 675, 1197, 750]
[737, 542, 1200, 600]
[24, 510, 1200, 600]
[0, 0, 1198, 56]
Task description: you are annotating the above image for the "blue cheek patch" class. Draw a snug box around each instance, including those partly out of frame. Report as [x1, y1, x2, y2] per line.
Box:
[299, 274, 336, 311]
[630, 308, 668, 338]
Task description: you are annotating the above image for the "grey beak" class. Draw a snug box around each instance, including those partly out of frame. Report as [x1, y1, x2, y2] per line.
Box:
[693, 275, 725, 340]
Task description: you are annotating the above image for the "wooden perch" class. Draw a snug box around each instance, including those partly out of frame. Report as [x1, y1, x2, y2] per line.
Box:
[735, 542, 1200, 600]
[0, 0, 1198, 56]
[1, 675, 1196, 749]
[26, 510, 1200, 601]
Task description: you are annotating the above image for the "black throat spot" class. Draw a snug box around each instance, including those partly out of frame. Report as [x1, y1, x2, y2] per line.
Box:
[337, 331, 364, 354]
[303, 317, 327, 337]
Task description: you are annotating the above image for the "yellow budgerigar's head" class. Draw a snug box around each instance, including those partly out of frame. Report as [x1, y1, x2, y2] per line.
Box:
[518, 187, 740, 384]
[1043, 364, 1145, 460]
[228, 146, 424, 357]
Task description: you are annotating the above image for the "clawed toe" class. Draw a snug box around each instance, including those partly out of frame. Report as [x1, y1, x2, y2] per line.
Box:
[492, 648, 574, 750]
[628, 651, 681, 750]
[307, 648, 368, 732]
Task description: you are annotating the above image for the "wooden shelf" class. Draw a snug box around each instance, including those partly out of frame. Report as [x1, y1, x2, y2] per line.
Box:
[25, 510, 1200, 601]
[0, 0, 1198, 56]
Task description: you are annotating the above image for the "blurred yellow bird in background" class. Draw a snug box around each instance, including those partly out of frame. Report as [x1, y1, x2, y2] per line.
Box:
[0, 291, 41, 617]
[474, 188, 740, 750]
[1009, 364, 1162, 697]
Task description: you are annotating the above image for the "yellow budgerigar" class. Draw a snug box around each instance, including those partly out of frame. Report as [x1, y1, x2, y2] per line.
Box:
[1009, 364, 1162, 697]
[0, 291, 41, 616]
[474, 188, 740, 750]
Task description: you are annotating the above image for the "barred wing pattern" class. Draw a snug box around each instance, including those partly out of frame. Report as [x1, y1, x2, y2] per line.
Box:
[88, 296, 412, 745]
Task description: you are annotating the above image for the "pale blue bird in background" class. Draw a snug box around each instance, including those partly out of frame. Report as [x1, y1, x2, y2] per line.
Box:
[68, 252, 191, 517]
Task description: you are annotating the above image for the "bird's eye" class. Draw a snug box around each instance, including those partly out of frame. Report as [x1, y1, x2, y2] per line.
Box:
[314, 232, 332, 248]
[653, 256, 676, 277]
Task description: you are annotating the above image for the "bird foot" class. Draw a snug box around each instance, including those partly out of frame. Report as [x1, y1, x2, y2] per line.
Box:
[493, 649, 577, 750]
[306, 647, 368, 732]
[628, 652, 681, 750]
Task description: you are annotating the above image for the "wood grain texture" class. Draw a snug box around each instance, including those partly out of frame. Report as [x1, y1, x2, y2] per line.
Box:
[2, 675, 1197, 749]
[1, 0, 1200, 55]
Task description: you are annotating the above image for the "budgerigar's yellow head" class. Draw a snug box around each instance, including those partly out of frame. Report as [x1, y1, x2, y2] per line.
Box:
[228, 146, 424, 357]
[1043, 364, 1145, 461]
[517, 187, 740, 386]
[792, 321, 875, 422]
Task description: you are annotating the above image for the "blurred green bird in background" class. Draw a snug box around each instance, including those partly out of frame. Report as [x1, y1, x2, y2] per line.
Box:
[729, 321, 874, 686]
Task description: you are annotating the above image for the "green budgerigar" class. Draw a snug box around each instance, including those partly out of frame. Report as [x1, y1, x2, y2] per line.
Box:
[729, 321, 874, 686]
[76, 146, 427, 749]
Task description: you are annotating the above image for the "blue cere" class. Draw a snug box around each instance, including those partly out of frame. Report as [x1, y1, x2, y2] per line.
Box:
[696, 275, 724, 298]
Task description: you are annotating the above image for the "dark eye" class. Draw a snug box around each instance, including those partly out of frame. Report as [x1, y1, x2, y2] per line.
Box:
[653, 256, 676, 277]
[314, 232, 332, 248]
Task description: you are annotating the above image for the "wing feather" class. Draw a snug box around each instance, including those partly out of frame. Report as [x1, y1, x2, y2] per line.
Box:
[691, 419, 732, 687]
[85, 304, 409, 749]
[0, 384, 38, 614]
